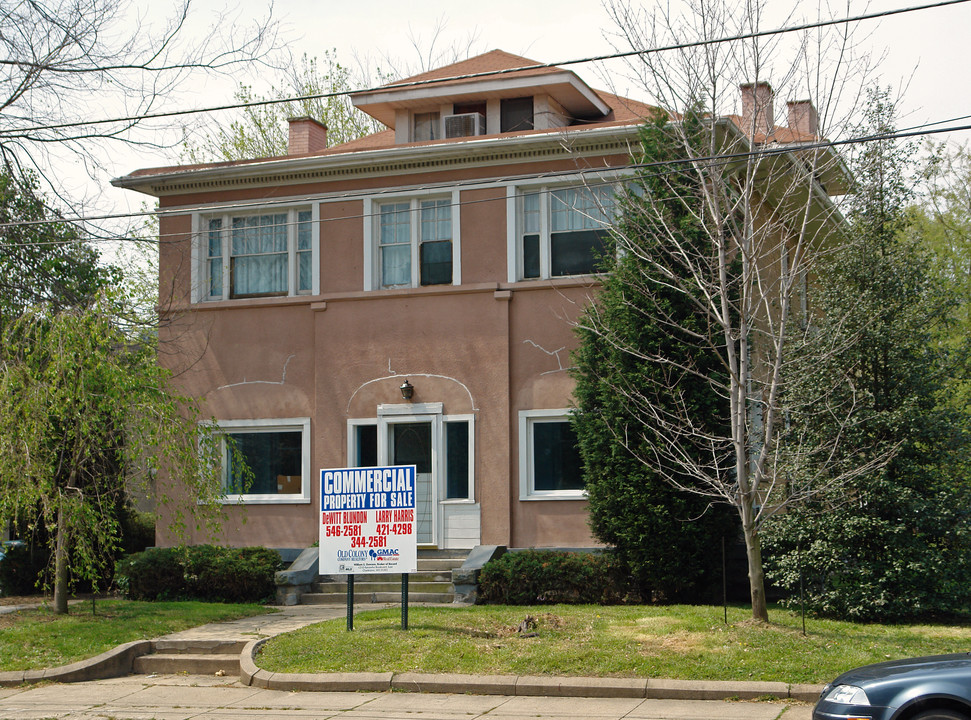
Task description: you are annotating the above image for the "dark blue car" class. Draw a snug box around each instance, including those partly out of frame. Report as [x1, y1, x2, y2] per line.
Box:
[814, 654, 971, 720]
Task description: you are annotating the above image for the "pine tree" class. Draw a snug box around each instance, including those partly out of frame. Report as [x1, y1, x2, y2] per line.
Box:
[572, 112, 736, 602]
[762, 89, 971, 621]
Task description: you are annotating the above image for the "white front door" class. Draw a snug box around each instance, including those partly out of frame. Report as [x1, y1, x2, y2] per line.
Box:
[377, 409, 440, 546]
[349, 402, 478, 549]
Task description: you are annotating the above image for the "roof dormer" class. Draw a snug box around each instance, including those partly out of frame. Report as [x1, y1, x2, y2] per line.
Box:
[351, 50, 610, 144]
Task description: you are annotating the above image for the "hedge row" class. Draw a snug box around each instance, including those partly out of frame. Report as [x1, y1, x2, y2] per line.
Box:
[477, 549, 635, 605]
[114, 545, 282, 603]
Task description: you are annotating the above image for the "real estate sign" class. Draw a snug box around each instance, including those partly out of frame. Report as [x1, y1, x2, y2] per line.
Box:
[318, 465, 418, 575]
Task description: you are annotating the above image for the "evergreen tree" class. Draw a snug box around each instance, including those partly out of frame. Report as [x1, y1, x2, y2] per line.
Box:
[572, 112, 736, 602]
[762, 89, 971, 621]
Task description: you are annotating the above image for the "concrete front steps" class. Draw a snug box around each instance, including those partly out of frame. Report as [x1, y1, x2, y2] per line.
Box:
[301, 549, 468, 605]
[132, 639, 246, 677]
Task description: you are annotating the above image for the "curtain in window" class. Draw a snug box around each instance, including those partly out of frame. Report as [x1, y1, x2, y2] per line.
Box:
[549, 187, 615, 276]
[420, 199, 452, 285]
[379, 203, 412, 286]
[231, 214, 288, 296]
[296, 210, 313, 293]
[207, 218, 223, 298]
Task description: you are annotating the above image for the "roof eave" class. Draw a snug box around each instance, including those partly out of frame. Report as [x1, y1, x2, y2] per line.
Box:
[110, 122, 643, 197]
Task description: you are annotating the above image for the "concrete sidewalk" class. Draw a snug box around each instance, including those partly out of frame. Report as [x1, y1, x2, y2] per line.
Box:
[0, 673, 815, 719]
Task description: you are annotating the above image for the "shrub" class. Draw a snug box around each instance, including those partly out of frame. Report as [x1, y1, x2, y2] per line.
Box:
[114, 547, 184, 600]
[118, 508, 155, 555]
[477, 549, 633, 605]
[0, 543, 47, 596]
[115, 545, 283, 603]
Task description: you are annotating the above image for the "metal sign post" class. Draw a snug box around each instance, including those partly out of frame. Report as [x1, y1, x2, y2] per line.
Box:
[318, 465, 419, 631]
[401, 574, 409, 630]
[346, 574, 354, 631]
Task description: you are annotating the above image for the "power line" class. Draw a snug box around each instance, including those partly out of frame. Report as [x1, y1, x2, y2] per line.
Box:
[0, 112, 967, 246]
[0, 0, 966, 138]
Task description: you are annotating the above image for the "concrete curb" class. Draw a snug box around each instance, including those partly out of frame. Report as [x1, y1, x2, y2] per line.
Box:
[239, 638, 823, 700]
[0, 640, 153, 687]
[0, 631, 826, 703]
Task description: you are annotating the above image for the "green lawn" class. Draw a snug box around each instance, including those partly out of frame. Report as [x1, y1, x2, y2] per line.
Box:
[256, 604, 971, 684]
[0, 599, 272, 672]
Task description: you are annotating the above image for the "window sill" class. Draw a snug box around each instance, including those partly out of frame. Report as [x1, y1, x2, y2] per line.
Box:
[519, 491, 587, 501]
[183, 294, 317, 311]
[219, 494, 312, 505]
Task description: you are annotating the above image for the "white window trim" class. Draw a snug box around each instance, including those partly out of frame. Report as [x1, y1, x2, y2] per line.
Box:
[213, 417, 311, 505]
[518, 409, 586, 501]
[363, 190, 461, 291]
[442, 413, 475, 504]
[192, 205, 319, 303]
[506, 173, 628, 283]
[346, 406, 474, 505]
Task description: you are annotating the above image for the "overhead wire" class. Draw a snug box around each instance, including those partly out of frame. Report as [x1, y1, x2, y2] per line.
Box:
[0, 0, 966, 245]
[0, 0, 966, 137]
[0, 112, 967, 248]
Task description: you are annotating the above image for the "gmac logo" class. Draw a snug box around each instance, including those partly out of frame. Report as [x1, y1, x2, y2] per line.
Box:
[369, 548, 400, 561]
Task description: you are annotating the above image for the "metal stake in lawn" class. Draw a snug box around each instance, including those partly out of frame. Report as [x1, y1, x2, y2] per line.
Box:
[344, 573, 411, 631]
[402, 573, 409, 630]
[346, 574, 354, 631]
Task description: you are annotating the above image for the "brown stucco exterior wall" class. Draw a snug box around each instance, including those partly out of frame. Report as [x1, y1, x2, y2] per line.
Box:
[147, 138, 639, 552]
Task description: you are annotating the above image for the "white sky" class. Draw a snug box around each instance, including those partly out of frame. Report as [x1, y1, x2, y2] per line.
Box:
[92, 0, 971, 230]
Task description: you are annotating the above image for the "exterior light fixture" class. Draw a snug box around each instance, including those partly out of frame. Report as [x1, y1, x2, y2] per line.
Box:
[399, 379, 414, 400]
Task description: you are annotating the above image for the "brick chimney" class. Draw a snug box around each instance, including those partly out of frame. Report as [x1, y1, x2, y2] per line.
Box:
[740, 81, 775, 136]
[786, 100, 818, 136]
[287, 116, 328, 155]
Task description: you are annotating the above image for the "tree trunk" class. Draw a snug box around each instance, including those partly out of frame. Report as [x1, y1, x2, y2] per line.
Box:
[740, 506, 769, 622]
[53, 499, 69, 614]
[54, 470, 78, 615]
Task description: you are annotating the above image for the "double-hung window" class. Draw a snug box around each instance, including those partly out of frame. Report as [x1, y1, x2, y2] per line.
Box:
[370, 196, 456, 289]
[201, 207, 316, 301]
[519, 410, 585, 500]
[517, 184, 616, 280]
[215, 418, 311, 504]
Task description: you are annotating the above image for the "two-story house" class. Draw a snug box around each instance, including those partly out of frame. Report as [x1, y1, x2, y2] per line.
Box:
[112, 50, 841, 558]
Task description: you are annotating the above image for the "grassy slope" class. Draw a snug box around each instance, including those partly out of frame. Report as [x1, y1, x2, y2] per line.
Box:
[0, 599, 271, 672]
[257, 604, 971, 684]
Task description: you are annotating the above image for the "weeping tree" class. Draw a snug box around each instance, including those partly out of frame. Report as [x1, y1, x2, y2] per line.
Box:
[0, 296, 226, 613]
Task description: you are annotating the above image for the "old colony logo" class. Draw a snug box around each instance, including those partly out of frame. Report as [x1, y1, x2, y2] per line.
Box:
[337, 549, 369, 561]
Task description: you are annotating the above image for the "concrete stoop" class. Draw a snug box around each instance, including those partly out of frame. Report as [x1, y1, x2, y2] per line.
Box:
[131, 639, 246, 678]
[301, 549, 469, 605]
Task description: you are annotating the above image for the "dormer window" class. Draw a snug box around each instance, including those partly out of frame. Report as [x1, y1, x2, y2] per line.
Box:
[413, 112, 440, 141]
[501, 97, 534, 132]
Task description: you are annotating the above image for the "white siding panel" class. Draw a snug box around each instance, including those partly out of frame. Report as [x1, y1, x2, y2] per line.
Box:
[442, 503, 480, 549]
